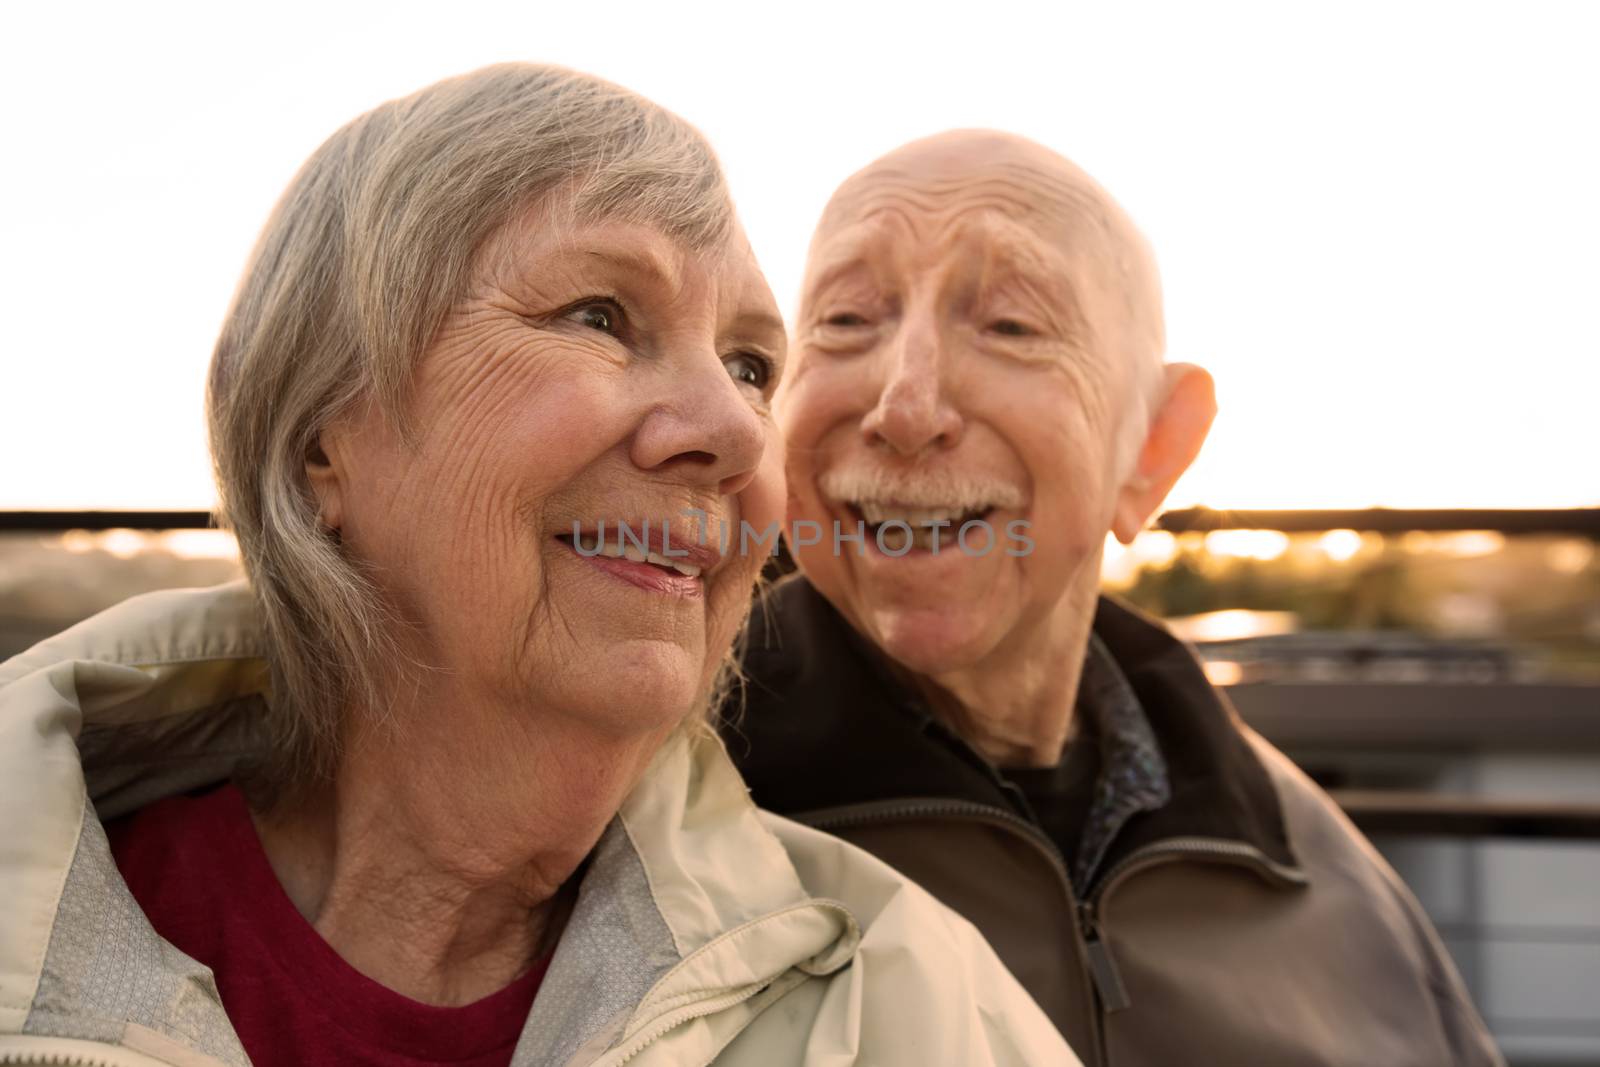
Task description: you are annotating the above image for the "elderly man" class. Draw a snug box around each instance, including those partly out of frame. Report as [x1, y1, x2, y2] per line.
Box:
[724, 131, 1503, 1066]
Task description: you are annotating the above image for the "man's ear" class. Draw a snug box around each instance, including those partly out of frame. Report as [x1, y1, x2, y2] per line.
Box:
[304, 429, 346, 535]
[1112, 363, 1216, 544]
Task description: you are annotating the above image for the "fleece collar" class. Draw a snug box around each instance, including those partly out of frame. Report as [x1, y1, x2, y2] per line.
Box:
[727, 576, 1301, 888]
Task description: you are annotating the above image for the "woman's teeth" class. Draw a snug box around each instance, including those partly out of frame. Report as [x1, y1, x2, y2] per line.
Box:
[570, 532, 702, 578]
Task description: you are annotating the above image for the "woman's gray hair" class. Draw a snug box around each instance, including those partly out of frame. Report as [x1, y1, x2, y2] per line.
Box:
[208, 64, 734, 798]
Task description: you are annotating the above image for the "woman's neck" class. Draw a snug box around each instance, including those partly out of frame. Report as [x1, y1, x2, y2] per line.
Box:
[253, 696, 674, 1006]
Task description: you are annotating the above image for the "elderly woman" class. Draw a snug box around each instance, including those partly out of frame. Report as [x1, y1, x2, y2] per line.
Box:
[0, 65, 1074, 1067]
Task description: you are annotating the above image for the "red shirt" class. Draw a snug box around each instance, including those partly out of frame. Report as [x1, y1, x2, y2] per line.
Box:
[106, 784, 548, 1067]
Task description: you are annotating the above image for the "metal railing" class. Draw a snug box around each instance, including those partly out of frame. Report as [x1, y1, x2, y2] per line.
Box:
[5, 507, 1598, 840]
[4, 506, 1598, 535]
[1158, 506, 1600, 535]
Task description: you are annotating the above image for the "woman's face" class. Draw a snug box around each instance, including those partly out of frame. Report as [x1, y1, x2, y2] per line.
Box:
[310, 205, 787, 735]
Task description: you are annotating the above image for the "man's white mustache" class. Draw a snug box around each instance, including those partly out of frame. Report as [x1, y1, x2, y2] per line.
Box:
[819, 466, 1025, 512]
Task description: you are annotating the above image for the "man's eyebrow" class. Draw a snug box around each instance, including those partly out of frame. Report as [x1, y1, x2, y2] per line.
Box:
[952, 213, 1064, 273]
[963, 220, 1092, 339]
[803, 234, 881, 303]
[985, 246, 1076, 298]
[969, 219, 1080, 292]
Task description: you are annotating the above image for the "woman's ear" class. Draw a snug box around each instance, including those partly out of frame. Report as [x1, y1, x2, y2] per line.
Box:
[1112, 363, 1217, 544]
[305, 430, 346, 535]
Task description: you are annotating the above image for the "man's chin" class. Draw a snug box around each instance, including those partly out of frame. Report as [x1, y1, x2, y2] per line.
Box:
[865, 605, 997, 679]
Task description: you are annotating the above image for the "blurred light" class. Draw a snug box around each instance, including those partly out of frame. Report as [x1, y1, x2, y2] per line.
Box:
[1432, 531, 1506, 559]
[1317, 528, 1364, 562]
[1203, 529, 1290, 561]
[157, 529, 241, 560]
[100, 529, 146, 560]
[1548, 538, 1595, 575]
[1101, 533, 1135, 586]
[59, 530, 97, 554]
[1433, 592, 1503, 637]
[1168, 609, 1299, 643]
[1101, 529, 1185, 586]
[1203, 660, 1244, 686]
[1134, 530, 1180, 567]
[1400, 531, 1435, 554]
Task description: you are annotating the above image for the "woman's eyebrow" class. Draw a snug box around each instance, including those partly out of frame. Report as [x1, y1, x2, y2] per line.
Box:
[728, 308, 788, 346]
[578, 245, 682, 290]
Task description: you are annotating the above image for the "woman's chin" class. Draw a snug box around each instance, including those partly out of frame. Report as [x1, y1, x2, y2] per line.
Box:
[548, 641, 709, 736]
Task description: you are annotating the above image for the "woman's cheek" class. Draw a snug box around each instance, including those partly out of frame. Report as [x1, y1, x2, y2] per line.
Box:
[746, 427, 789, 535]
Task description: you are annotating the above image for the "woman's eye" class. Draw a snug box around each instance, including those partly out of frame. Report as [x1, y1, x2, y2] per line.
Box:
[987, 318, 1034, 338]
[723, 352, 773, 393]
[565, 299, 624, 336]
[823, 311, 869, 328]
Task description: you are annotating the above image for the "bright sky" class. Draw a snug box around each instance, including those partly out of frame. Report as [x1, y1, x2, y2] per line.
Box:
[3, 1, 1597, 510]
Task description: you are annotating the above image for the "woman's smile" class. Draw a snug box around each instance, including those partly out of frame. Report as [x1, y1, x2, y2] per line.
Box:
[555, 518, 727, 598]
[571, 545, 706, 597]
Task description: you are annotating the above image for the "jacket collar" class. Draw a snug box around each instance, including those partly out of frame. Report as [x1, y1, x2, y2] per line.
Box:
[1069, 634, 1171, 890]
[0, 580, 858, 1065]
[728, 576, 1301, 888]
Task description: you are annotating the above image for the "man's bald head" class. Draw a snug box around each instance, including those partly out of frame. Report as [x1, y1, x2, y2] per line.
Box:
[810, 129, 1165, 390]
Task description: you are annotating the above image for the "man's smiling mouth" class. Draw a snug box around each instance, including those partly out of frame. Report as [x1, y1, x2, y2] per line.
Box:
[842, 500, 1000, 552]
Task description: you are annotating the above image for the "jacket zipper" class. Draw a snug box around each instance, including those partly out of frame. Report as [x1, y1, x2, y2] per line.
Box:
[1073, 835, 1311, 1018]
[1087, 835, 1308, 910]
[1075, 902, 1130, 1014]
[606, 982, 776, 1065]
[806, 808, 1308, 1066]
[807, 798, 1110, 1066]
[0, 1052, 132, 1067]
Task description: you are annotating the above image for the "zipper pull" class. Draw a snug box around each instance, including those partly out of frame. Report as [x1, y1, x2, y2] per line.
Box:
[1079, 906, 1131, 1013]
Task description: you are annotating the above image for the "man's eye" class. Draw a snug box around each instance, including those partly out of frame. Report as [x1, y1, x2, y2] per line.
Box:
[823, 311, 869, 328]
[987, 318, 1034, 338]
[565, 299, 624, 335]
[724, 352, 774, 392]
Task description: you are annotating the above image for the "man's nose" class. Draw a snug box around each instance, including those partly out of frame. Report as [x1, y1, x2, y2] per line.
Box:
[860, 315, 964, 456]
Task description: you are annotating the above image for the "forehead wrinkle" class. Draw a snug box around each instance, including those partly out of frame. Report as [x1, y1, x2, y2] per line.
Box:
[893, 161, 1161, 372]
[800, 214, 912, 316]
[842, 180, 1039, 227]
[957, 213, 1072, 279]
[804, 229, 879, 297]
[826, 157, 1116, 238]
[966, 219, 1093, 347]
[812, 178, 1129, 327]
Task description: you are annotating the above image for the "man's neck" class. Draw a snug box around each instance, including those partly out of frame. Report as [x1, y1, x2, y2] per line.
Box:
[254, 687, 673, 1006]
[909, 579, 1100, 769]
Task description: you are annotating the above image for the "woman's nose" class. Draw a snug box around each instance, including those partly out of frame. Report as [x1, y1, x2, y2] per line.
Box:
[631, 353, 768, 497]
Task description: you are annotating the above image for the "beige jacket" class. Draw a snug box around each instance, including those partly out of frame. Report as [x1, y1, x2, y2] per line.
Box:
[0, 581, 1077, 1067]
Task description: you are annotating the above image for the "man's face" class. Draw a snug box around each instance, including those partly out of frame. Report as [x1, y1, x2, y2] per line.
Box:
[778, 140, 1146, 676]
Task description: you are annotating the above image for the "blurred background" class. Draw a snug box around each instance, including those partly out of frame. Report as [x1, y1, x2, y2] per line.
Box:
[3, 1, 1597, 1062]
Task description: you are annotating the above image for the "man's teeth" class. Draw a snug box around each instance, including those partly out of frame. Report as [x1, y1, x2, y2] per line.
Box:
[855, 502, 989, 526]
[850, 501, 996, 553]
[571, 532, 702, 578]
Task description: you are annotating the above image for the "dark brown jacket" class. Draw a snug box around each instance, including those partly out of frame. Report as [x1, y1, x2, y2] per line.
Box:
[724, 577, 1504, 1067]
